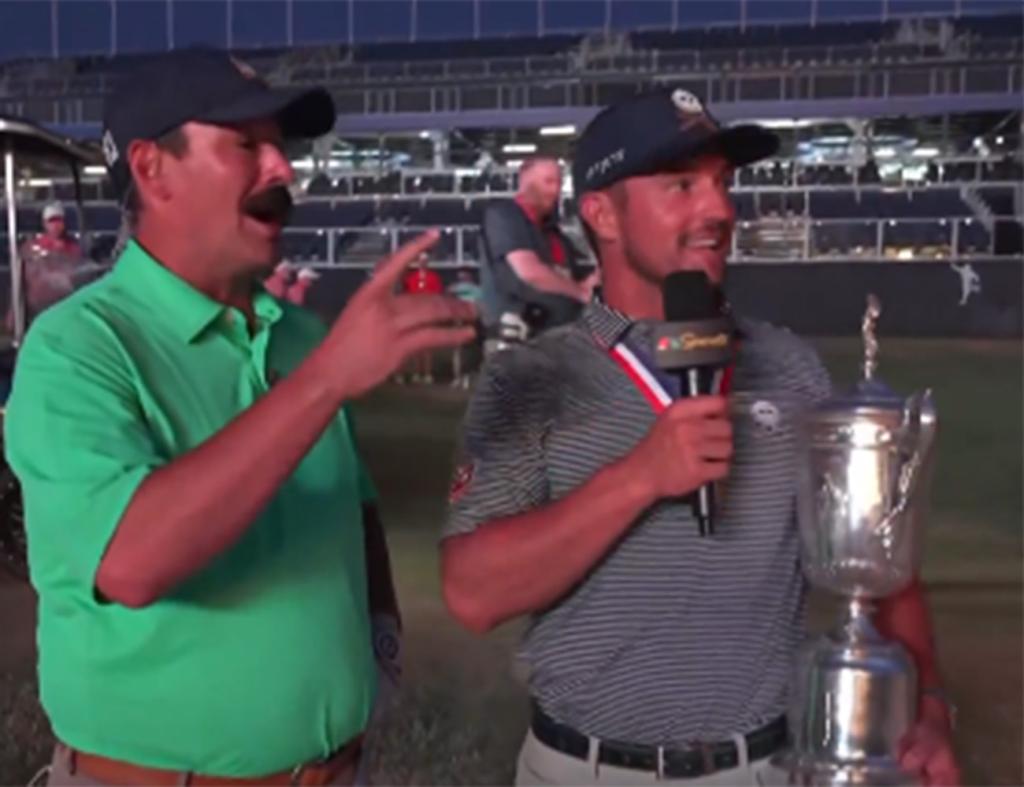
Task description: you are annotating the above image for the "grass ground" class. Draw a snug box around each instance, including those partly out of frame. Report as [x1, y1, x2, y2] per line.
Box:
[0, 338, 1020, 785]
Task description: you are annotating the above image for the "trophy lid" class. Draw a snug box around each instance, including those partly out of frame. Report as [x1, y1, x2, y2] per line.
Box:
[812, 294, 908, 418]
[818, 378, 907, 413]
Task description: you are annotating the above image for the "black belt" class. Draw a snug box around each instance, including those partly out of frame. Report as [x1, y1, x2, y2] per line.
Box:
[530, 704, 788, 780]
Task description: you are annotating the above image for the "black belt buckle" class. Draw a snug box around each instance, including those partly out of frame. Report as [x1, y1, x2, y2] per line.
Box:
[696, 741, 717, 777]
[660, 742, 715, 780]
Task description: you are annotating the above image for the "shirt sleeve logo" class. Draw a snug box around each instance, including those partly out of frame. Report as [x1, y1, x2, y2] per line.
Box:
[750, 399, 782, 435]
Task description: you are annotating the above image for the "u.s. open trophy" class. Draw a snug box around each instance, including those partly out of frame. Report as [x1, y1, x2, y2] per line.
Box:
[772, 295, 938, 786]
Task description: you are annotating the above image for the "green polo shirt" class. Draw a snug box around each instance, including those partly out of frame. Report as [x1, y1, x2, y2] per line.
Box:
[4, 241, 377, 777]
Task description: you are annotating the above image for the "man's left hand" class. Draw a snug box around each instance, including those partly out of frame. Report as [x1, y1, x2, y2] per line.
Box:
[899, 711, 961, 787]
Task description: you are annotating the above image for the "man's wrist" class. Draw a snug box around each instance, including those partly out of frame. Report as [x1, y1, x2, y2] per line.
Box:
[302, 344, 352, 406]
[606, 455, 659, 511]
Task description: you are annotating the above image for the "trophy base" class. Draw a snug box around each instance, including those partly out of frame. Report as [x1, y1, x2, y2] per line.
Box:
[769, 751, 920, 787]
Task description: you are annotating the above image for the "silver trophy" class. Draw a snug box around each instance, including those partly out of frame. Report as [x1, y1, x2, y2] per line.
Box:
[773, 295, 938, 786]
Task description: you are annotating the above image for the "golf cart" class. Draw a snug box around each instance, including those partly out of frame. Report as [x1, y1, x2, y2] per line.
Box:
[0, 115, 102, 580]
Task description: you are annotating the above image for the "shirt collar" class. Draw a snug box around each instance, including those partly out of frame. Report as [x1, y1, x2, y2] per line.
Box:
[111, 239, 283, 344]
[582, 300, 635, 349]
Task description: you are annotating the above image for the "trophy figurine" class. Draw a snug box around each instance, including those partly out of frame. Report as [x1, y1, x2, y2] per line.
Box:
[773, 294, 938, 786]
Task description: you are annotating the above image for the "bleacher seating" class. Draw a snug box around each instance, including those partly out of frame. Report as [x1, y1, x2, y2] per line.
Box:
[0, 9, 1019, 114]
[7, 146, 1014, 268]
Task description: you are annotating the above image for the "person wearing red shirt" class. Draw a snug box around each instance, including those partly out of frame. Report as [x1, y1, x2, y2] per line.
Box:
[33, 202, 83, 259]
[8, 202, 85, 333]
[399, 253, 445, 384]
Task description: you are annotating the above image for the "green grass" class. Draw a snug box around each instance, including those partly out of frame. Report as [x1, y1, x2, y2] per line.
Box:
[354, 338, 1023, 786]
[1, 338, 1020, 785]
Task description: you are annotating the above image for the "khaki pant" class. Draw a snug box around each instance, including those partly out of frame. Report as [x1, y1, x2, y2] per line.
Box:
[40, 743, 359, 787]
[515, 728, 788, 787]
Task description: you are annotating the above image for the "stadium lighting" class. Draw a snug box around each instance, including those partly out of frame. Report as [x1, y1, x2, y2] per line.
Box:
[83, 165, 106, 176]
[503, 143, 537, 154]
[540, 125, 576, 136]
[419, 131, 432, 139]
[996, 136, 1005, 145]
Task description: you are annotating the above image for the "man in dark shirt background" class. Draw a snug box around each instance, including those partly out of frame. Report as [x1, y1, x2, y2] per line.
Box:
[479, 157, 599, 337]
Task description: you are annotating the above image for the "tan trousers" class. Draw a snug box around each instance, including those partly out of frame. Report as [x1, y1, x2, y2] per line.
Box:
[40, 743, 359, 787]
[514, 728, 788, 787]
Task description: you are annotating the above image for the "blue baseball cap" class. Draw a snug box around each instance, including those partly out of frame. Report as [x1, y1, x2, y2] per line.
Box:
[101, 47, 335, 197]
[572, 87, 779, 195]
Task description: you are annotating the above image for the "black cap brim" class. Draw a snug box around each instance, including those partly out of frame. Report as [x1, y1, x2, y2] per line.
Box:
[197, 86, 336, 139]
[650, 124, 780, 174]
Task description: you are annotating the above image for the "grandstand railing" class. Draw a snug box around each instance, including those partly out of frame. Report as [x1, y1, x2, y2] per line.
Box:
[0, 216, 1015, 273]
[167, 217, 1024, 266]
[276, 39, 1023, 88]
[1, 30, 1019, 99]
[297, 160, 1022, 196]
[4, 58, 1020, 127]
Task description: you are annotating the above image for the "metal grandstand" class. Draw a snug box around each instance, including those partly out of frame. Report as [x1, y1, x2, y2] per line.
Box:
[0, 3, 1019, 269]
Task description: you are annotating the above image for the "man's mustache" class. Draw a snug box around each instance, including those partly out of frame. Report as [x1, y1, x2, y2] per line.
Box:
[243, 186, 294, 225]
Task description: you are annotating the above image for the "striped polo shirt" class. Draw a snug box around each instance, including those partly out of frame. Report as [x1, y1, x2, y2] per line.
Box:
[444, 300, 832, 746]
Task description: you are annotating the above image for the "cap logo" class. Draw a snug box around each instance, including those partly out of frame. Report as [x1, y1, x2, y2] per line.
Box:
[671, 89, 716, 133]
[230, 56, 259, 80]
[101, 130, 119, 167]
[586, 147, 625, 185]
[671, 89, 703, 115]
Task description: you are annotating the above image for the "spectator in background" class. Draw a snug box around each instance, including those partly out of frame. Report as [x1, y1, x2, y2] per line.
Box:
[447, 268, 483, 389]
[401, 253, 444, 384]
[263, 260, 293, 298]
[8, 202, 85, 332]
[30, 202, 83, 258]
[478, 156, 599, 340]
[286, 267, 321, 307]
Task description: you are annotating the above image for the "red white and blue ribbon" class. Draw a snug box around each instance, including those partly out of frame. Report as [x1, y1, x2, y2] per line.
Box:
[609, 343, 672, 413]
[609, 341, 734, 414]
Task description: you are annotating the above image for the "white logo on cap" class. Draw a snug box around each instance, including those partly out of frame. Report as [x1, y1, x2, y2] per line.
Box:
[230, 56, 258, 80]
[671, 89, 704, 115]
[101, 130, 119, 167]
[670, 88, 716, 133]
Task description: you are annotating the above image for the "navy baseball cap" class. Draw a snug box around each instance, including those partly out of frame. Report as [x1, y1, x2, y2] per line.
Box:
[572, 87, 779, 195]
[102, 47, 335, 197]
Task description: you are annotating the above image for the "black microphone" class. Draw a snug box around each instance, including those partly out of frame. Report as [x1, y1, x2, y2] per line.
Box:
[654, 271, 734, 537]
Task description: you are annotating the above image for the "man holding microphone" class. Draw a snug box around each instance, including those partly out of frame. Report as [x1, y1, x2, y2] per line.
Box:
[441, 88, 958, 786]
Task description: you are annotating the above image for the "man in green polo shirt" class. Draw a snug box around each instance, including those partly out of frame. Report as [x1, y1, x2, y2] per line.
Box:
[4, 49, 476, 786]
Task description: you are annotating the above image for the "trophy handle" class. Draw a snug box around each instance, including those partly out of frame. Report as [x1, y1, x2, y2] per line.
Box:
[874, 390, 936, 551]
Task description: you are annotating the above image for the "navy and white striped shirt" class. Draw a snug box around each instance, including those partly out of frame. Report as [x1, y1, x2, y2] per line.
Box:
[444, 300, 832, 746]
